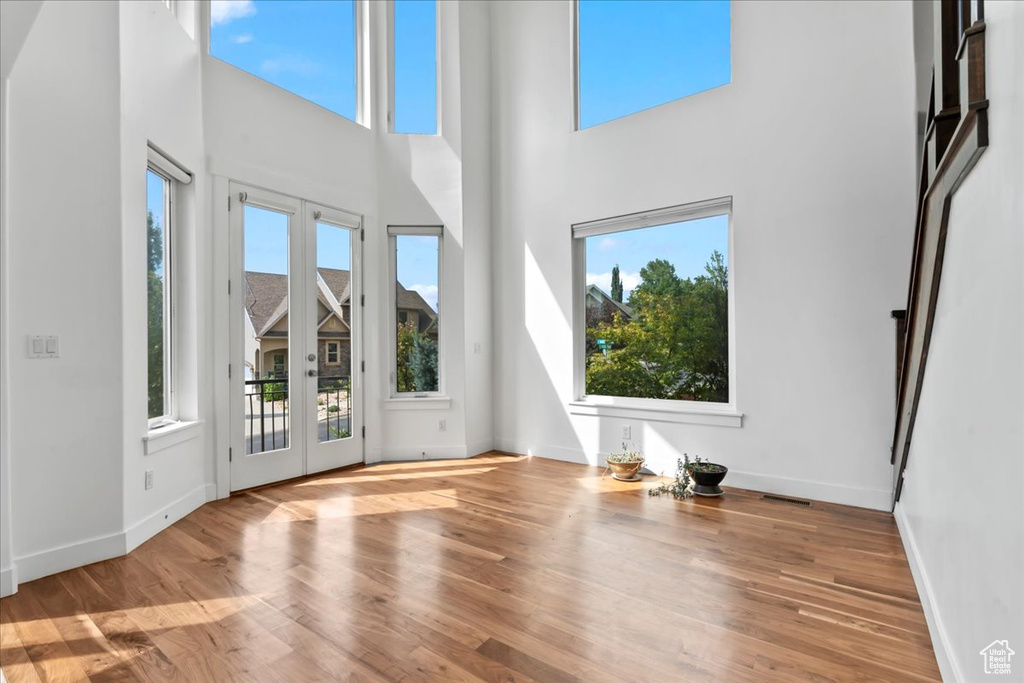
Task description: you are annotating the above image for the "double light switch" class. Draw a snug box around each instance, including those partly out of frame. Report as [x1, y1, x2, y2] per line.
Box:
[28, 335, 60, 359]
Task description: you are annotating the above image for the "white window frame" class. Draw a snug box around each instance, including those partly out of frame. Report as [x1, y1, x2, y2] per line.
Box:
[205, 0, 370, 127]
[570, 196, 741, 427]
[386, 0, 441, 135]
[326, 341, 341, 365]
[145, 149, 190, 428]
[387, 225, 444, 398]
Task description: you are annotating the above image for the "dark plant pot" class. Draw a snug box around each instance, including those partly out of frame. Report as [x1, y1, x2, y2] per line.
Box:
[688, 464, 728, 497]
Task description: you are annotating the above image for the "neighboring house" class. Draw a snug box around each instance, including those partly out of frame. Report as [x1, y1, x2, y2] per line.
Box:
[244, 268, 437, 379]
[585, 284, 633, 325]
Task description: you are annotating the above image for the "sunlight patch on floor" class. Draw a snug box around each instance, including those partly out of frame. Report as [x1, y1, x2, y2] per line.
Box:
[259, 488, 461, 523]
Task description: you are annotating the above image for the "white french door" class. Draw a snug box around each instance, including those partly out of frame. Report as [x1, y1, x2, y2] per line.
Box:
[229, 183, 363, 492]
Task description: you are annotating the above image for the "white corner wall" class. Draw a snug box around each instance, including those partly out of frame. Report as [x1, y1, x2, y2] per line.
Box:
[896, 3, 1024, 681]
[118, 1, 215, 551]
[490, 0, 918, 510]
[5, 0, 127, 585]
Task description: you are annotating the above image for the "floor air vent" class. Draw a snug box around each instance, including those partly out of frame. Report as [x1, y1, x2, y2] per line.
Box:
[762, 494, 812, 507]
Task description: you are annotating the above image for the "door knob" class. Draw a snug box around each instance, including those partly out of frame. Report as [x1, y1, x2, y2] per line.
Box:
[307, 369, 317, 377]
[307, 354, 316, 362]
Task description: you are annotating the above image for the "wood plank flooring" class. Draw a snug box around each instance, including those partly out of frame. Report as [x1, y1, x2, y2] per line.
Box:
[0, 453, 939, 682]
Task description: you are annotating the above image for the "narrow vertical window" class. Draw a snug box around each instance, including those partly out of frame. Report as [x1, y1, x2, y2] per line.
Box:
[147, 169, 172, 421]
[389, 227, 442, 395]
[392, 0, 438, 134]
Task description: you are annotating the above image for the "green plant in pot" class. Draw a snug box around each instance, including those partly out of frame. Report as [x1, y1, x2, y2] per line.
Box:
[606, 444, 645, 482]
[685, 454, 728, 497]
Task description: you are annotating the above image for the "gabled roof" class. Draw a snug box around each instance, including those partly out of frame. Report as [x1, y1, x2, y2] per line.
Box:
[245, 269, 436, 336]
[586, 284, 633, 319]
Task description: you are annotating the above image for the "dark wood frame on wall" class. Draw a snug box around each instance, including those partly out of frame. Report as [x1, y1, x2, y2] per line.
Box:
[890, 0, 989, 509]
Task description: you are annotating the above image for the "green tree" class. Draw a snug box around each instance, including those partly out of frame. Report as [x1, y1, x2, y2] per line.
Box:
[611, 265, 623, 303]
[410, 333, 439, 392]
[396, 321, 417, 392]
[396, 321, 439, 392]
[147, 210, 165, 418]
[587, 251, 729, 403]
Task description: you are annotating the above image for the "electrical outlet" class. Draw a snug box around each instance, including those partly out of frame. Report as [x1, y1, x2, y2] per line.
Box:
[622, 425, 631, 440]
[473, 342, 482, 355]
[144, 470, 154, 490]
[438, 418, 446, 432]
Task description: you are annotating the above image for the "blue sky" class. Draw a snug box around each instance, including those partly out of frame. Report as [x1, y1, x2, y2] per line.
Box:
[578, 0, 730, 129]
[210, 0, 437, 134]
[586, 215, 728, 301]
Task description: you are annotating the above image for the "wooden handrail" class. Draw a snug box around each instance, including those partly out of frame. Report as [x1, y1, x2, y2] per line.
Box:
[890, 0, 988, 509]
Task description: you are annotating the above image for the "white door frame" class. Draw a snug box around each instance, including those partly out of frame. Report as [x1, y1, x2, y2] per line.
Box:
[228, 181, 363, 492]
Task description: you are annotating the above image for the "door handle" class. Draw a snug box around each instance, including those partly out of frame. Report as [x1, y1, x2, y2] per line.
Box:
[307, 354, 316, 362]
[307, 370, 317, 377]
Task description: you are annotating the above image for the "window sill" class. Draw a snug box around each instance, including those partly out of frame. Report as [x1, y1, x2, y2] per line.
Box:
[568, 401, 742, 428]
[384, 397, 451, 411]
[143, 420, 205, 455]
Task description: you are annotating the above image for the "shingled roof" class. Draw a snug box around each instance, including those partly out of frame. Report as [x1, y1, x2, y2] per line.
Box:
[245, 269, 436, 336]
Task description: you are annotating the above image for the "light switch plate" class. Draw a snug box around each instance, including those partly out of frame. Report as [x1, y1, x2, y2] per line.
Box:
[28, 335, 60, 359]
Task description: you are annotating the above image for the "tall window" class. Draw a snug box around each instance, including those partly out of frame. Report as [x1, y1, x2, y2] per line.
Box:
[574, 199, 731, 405]
[389, 226, 442, 395]
[147, 168, 173, 422]
[575, 0, 731, 129]
[210, 0, 359, 122]
[392, 0, 438, 134]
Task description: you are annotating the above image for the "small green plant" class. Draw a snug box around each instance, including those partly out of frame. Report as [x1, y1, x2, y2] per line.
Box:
[649, 455, 694, 500]
[686, 454, 726, 474]
[262, 381, 286, 402]
[318, 398, 325, 406]
[606, 443, 644, 463]
[328, 426, 351, 439]
[327, 404, 340, 413]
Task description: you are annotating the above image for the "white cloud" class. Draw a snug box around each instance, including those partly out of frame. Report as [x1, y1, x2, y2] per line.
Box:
[260, 55, 324, 78]
[409, 284, 439, 312]
[586, 271, 641, 299]
[211, 0, 256, 27]
[597, 237, 618, 252]
[232, 33, 254, 45]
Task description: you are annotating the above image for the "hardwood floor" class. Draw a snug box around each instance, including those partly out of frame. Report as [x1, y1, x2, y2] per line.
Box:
[0, 453, 939, 682]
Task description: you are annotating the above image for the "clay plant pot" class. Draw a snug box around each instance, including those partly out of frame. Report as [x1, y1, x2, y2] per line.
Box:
[607, 459, 644, 482]
[687, 463, 728, 497]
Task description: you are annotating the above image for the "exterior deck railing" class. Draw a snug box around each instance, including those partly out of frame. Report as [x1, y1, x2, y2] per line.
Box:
[244, 375, 352, 455]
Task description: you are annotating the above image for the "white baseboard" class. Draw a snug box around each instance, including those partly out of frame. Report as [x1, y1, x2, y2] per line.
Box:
[494, 439, 891, 511]
[125, 483, 216, 553]
[894, 502, 957, 682]
[9, 481, 217, 592]
[13, 529, 126, 587]
[0, 564, 17, 598]
[378, 445, 470, 461]
[466, 438, 495, 457]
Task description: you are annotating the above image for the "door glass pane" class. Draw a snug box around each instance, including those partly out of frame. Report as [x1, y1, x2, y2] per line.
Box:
[395, 234, 439, 393]
[316, 222, 352, 442]
[243, 205, 291, 454]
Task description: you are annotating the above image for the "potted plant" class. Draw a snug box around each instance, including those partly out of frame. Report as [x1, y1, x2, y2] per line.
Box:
[606, 445, 645, 481]
[685, 454, 728, 497]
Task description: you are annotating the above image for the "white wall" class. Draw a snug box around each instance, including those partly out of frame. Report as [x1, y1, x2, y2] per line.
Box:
[490, 0, 918, 510]
[118, 1, 213, 548]
[5, 0, 126, 582]
[896, 3, 1024, 680]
